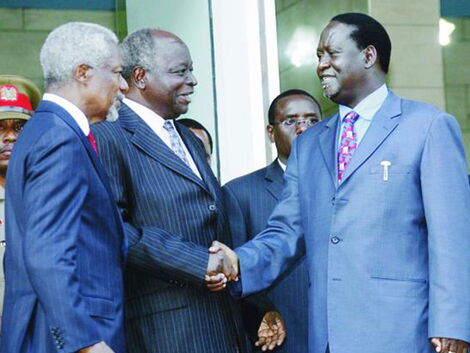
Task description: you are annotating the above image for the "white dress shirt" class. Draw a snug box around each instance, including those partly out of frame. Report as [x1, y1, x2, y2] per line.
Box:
[278, 158, 287, 172]
[123, 98, 201, 179]
[338, 84, 388, 146]
[42, 93, 90, 136]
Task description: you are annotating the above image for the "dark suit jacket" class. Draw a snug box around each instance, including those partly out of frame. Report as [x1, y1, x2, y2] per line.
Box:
[1, 101, 126, 353]
[223, 160, 308, 353]
[91, 103, 246, 353]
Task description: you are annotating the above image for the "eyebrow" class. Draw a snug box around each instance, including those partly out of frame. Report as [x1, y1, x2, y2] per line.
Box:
[285, 113, 319, 118]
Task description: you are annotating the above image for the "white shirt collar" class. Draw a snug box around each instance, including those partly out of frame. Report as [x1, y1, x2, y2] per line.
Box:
[42, 93, 90, 136]
[277, 158, 287, 172]
[123, 97, 176, 131]
[339, 84, 388, 122]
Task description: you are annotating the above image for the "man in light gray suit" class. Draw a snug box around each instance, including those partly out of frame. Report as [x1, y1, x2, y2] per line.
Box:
[211, 12, 470, 353]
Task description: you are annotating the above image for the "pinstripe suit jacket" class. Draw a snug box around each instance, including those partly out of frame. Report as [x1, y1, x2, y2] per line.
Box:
[223, 160, 308, 353]
[91, 103, 246, 353]
[1, 101, 126, 353]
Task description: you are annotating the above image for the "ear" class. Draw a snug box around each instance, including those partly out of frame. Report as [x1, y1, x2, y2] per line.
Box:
[363, 45, 378, 69]
[74, 64, 91, 83]
[266, 124, 275, 143]
[132, 66, 147, 89]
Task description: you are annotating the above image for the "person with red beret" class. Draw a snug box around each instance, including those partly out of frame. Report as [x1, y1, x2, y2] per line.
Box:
[0, 74, 40, 328]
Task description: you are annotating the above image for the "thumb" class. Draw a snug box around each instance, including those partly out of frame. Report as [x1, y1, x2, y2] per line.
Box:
[430, 338, 442, 352]
[209, 240, 223, 253]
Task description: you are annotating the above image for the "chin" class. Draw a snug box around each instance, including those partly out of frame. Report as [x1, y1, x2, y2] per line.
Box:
[105, 105, 119, 122]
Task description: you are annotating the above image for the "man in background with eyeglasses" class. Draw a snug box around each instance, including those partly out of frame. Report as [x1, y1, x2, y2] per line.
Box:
[222, 89, 321, 353]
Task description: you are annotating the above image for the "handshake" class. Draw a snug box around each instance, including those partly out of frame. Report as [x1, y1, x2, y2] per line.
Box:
[204, 241, 287, 351]
[205, 241, 239, 292]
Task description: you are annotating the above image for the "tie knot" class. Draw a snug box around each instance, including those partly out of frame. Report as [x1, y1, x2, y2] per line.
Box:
[163, 120, 174, 131]
[343, 111, 359, 124]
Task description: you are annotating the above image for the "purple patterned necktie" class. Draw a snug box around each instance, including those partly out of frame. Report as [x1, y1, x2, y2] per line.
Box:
[337, 111, 359, 182]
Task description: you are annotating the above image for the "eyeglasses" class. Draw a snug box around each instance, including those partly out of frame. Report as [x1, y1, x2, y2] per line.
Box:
[275, 118, 319, 128]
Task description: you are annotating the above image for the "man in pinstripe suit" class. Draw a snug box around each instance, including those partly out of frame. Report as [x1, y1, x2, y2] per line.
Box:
[223, 89, 321, 352]
[92, 29, 245, 353]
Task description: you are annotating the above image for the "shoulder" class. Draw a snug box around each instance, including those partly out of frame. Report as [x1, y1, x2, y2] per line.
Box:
[18, 111, 78, 153]
[91, 120, 124, 139]
[223, 166, 268, 195]
[397, 95, 460, 134]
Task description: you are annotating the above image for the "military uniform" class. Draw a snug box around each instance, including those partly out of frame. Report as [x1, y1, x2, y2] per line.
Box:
[0, 75, 40, 319]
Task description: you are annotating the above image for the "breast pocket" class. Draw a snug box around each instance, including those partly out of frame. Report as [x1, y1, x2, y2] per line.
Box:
[369, 165, 412, 175]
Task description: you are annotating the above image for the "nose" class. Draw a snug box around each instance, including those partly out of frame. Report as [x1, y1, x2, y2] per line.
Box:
[295, 121, 309, 135]
[317, 55, 330, 72]
[119, 75, 129, 93]
[187, 71, 198, 87]
[3, 129, 18, 143]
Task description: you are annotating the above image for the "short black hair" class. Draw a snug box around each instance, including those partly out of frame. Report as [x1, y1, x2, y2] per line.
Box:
[331, 12, 391, 74]
[177, 118, 213, 153]
[268, 89, 321, 125]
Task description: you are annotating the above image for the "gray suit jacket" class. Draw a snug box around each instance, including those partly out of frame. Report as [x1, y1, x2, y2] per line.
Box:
[235, 91, 470, 353]
[92, 103, 246, 353]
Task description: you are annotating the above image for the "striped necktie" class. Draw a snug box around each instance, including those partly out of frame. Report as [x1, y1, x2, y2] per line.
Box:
[163, 120, 190, 167]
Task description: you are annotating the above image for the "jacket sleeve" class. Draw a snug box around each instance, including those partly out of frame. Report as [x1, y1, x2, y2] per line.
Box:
[421, 113, 470, 342]
[222, 183, 277, 342]
[234, 141, 306, 297]
[23, 128, 102, 352]
[92, 124, 209, 288]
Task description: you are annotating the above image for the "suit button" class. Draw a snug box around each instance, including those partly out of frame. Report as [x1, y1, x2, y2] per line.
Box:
[331, 196, 335, 205]
[331, 236, 340, 244]
[208, 204, 217, 212]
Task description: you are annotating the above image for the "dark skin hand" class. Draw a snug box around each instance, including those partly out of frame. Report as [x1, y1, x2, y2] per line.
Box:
[430, 337, 468, 353]
[205, 246, 238, 291]
[255, 311, 286, 351]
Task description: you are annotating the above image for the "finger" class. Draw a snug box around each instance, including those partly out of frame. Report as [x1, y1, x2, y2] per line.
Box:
[441, 338, 451, 353]
[448, 339, 459, 353]
[431, 338, 443, 352]
[261, 337, 274, 352]
[458, 340, 469, 353]
[268, 335, 278, 350]
[205, 273, 227, 284]
[207, 284, 226, 292]
[209, 240, 227, 253]
[255, 335, 267, 347]
[277, 330, 286, 346]
[206, 280, 226, 289]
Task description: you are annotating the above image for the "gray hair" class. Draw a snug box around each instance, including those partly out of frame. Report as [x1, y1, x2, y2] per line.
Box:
[120, 28, 158, 81]
[40, 22, 118, 88]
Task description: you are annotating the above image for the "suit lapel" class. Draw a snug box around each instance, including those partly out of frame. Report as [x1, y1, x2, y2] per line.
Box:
[340, 91, 402, 184]
[40, 101, 125, 242]
[176, 123, 214, 195]
[42, 102, 117, 201]
[265, 160, 284, 201]
[119, 104, 209, 191]
[319, 114, 340, 188]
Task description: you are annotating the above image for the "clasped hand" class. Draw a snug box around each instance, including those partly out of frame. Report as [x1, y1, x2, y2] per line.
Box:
[205, 241, 239, 291]
[205, 241, 287, 351]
